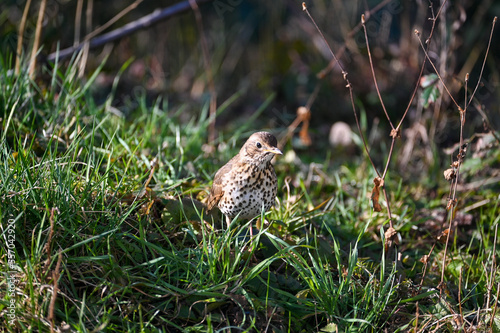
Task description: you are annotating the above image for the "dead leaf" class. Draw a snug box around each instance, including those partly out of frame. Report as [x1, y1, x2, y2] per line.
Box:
[420, 254, 429, 264]
[443, 168, 456, 181]
[371, 177, 384, 212]
[437, 228, 451, 243]
[385, 226, 397, 241]
[384, 226, 398, 251]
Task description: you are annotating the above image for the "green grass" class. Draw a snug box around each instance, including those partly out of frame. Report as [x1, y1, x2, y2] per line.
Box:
[1, 54, 500, 332]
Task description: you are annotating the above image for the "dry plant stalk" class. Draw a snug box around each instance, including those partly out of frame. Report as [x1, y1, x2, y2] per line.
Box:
[15, 0, 33, 75]
[300, 0, 399, 125]
[302, 5, 496, 329]
[78, 0, 93, 78]
[302, 2, 403, 246]
[414, 15, 497, 289]
[74, 0, 84, 47]
[300, 0, 398, 130]
[43, 207, 59, 270]
[47, 251, 63, 331]
[412, 12, 496, 331]
[28, 0, 47, 78]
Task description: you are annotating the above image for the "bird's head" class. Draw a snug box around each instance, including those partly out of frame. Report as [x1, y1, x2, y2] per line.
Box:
[241, 132, 282, 165]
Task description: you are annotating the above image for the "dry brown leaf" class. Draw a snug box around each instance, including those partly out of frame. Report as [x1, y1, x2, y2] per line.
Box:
[384, 226, 398, 251]
[437, 228, 451, 243]
[385, 226, 397, 241]
[443, 168, 456, 181]
[420, 254, 429, 264]
[371, 177, 384, 212]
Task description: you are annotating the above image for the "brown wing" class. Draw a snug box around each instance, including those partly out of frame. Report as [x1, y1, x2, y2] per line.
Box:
[206, 160, 233, 211]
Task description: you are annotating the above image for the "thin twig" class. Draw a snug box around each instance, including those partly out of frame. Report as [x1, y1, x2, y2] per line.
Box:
[301, 0, 404, 139]
[396, 0, 448, 131]
[303, 3, 400, 232]
[487, 223, 498, 319]
[491, 282, 500, 329]
[15, 0, 32, 75]
[439, 15, 497, 288]
[458, 267, 463, 326]
[414, 30, 460, 109]
[361, 14, 394, 130]
[467, 17, 497, 110]
[302, 3, 379, 177]
[47, 251, 63, 330]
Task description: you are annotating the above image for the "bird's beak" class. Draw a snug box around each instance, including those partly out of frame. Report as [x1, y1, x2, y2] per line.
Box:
[265, 147, 283, 155]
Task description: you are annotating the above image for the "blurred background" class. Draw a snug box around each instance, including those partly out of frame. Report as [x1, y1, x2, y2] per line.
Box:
[1, 0, 499, 165]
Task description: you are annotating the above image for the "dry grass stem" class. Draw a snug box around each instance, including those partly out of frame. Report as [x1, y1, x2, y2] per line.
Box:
[303, 2, 397, 232]
[437, 14, 497, 289]
[29, 0, 47, 78]
[78, 0, 93, 78]
[47, 251, 63, 329]
[15, 0, 32, 75]
[74, 0, 84, 47]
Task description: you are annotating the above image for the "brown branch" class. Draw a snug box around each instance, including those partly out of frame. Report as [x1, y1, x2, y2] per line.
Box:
[467, 16, 497, 110]
[300, 0, 399, 150]
[396, 0, 448, 131]
[46, 0, 214, 63]
[361, 14, 394, 130]
[414, 29, 460, 109]
[439, 15, 497, 289]
[302, 3, 380, 178]
[303, 2, 402, 231]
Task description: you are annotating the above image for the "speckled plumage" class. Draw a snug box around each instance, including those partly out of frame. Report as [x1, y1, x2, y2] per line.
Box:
[207, 132, 282, 222]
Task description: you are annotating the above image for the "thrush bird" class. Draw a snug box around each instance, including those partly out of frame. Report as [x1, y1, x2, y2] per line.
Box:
[206, 132, 282, 230]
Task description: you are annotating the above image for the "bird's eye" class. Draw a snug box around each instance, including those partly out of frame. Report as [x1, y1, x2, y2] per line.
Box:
[256, 142, 262, 149]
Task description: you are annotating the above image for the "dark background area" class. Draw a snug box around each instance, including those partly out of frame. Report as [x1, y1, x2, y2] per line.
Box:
[1, 0, 499, 154]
